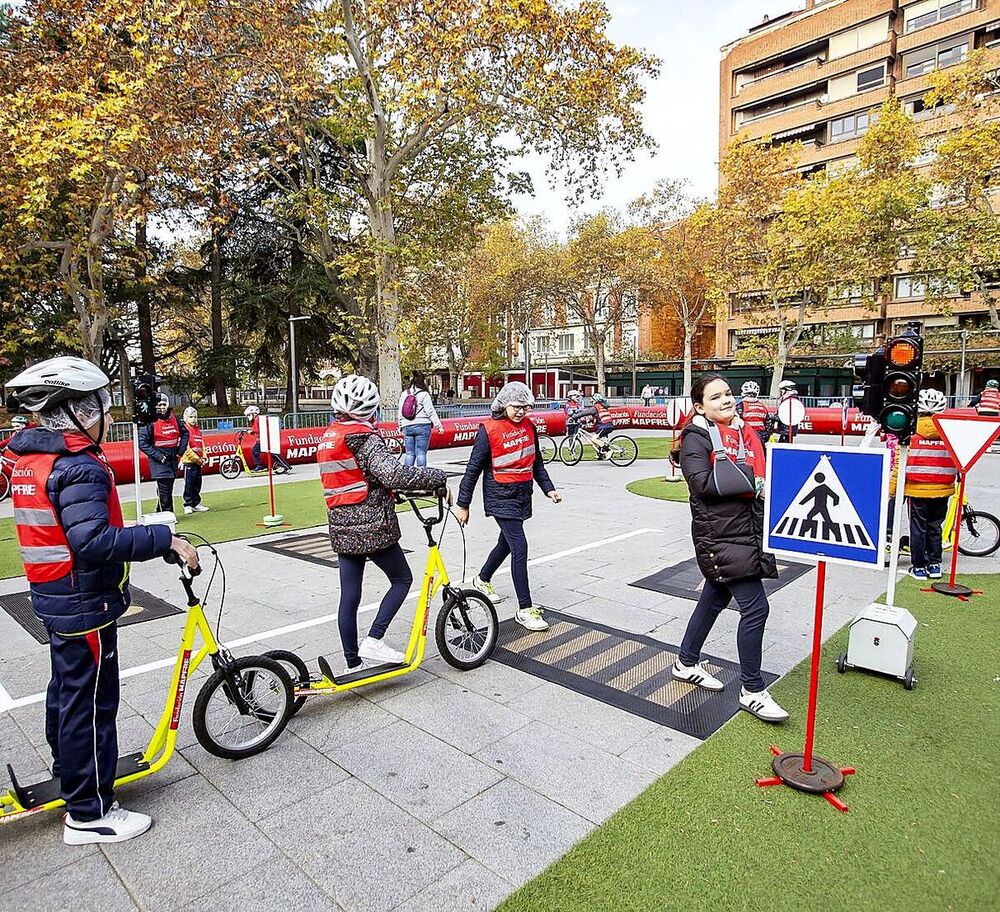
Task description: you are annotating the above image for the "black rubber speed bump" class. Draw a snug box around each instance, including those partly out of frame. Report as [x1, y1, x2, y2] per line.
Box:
[492, 610, 778, 741]
[630, 557, 811, 602]
[249, 533, 410, 568]
[0, 589, 182, 645]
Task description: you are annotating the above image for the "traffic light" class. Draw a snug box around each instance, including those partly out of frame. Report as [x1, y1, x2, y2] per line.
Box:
[879, 328, 923, 442]
[133, 372, 158, 426]
[853, 347, 885, 420]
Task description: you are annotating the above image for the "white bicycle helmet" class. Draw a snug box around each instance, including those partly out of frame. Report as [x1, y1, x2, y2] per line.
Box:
[6, 356, 110, 413]
[183, 406, 198, 423]
[778, 380, 798, 394]
[568, 390, 583, 401]
[331, 374, 380, 420]
[741, 381, 760, 397]
[10, 415, 28, 429]
[244, 405, 260, 418]
[917, 388, 947, 414]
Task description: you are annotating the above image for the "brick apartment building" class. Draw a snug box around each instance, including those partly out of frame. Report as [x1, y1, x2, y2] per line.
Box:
[718, 0, 1000, 383]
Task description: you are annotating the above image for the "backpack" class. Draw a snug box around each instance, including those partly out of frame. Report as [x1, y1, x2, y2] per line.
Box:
[401, 390, 419, 420]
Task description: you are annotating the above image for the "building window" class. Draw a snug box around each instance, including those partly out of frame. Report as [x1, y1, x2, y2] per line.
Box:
[903, 40, 969, 79]
[904, 0, 976, 34]
[894, 274, 959, 298]
[557, 333, 574, 354]
[830, 110, 875, 142]
[856, 64, 885, 92]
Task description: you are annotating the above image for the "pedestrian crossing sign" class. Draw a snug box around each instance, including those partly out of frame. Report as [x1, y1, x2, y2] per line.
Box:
[763, 443, 889, 568]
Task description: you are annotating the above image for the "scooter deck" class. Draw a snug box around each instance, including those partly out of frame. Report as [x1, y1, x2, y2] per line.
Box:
[316, 655, 409, 686]
[6, 752, 149, 810]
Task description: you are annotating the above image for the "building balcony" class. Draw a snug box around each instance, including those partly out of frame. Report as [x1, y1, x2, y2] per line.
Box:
[896, 4, 996, 55]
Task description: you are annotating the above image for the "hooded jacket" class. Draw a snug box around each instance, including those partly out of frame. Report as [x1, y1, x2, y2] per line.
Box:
[8, 428, 172, 634]
[680, 416, 777, 584]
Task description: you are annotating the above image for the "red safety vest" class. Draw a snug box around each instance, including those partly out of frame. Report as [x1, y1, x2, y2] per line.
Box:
[186, 425, 204, 457]
[740, 398, 769, 432]
[485, 418, 535, 483]
[595, 402, 611, 423]
[711, 422, 766, 478]
[906, 434, 957, 485]
[12, 436, 124, 584]
[153, 416, 181, 449]
[563, 400, 580, 416]
[317, 421, 372, 508]
[978, 387, 1000, 414]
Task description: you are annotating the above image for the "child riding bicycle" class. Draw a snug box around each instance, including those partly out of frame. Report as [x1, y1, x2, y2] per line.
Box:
[318, 375, 449, 672]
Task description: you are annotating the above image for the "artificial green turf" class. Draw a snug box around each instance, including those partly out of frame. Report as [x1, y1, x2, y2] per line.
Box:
[499, 574, 1000, 912]
[562, 435, 674, 462]
[626, 475, 690, 503]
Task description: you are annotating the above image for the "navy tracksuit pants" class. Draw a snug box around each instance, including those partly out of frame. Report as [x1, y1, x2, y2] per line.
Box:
[45, 624, 120, 821]
[183, 464, 203, 507]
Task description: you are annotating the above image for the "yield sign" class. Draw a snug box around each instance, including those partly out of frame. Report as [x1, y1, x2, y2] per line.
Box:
[932, 414, 1000, 472]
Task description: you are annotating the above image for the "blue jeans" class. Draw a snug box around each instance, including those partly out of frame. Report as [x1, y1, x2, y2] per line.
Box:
[337, 544, 413, 668]
[678, 577, 770, 692]
[480, 518, 532, 609]
[403, 423, 432, 467]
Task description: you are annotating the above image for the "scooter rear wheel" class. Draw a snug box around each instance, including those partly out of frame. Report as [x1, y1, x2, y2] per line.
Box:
[436, 590, 498, 671]
[262, 650, 310, 715]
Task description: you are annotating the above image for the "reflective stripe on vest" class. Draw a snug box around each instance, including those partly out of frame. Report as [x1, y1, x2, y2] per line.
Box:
[317, 421, 372, 508]
[906, 435, 957, 485]
[485, 418, 535, 483]
[979, 388, 1000, 412]
[187, 426, 204, 456]
[595, 403, 611, 423]
[153, 417, 181, 449]
[741, 399, 769, 430]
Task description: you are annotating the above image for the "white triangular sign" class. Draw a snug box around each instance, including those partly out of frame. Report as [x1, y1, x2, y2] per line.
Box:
[772, 454, 875, 550]
[933, 416, 1000, 472]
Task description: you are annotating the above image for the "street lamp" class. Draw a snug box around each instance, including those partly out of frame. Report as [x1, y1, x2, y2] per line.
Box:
[288, 315, 312, 427]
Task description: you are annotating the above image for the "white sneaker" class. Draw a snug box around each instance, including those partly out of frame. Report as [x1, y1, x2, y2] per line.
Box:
[63, 802, 151, 845]
[192, 504, 210, 512]
[471, 575, 506, 603]
[515, 606, 549, 631]
[358, 636, 406, 664]
[739, 687, 789, 723]
[183, 506, 194, 515]
[672, 659, 725, 692]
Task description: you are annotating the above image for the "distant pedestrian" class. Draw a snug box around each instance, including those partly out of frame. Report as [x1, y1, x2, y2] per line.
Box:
[399, 372, 444, 467]
[773, 380, 799, 443]
[138, 394, 188, 513]
[180, 407, 209, 515]
[641, 384, 653, 406]
[975, 379, 999, 416]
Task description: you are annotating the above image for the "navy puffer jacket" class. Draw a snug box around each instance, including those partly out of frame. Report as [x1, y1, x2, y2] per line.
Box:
[457, 422, 555, 521]
[8, 429, 173, 635]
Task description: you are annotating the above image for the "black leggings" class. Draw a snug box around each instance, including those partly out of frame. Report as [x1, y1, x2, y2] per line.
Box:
[480, 518, 532, 609]
[337, 543, 413, 668]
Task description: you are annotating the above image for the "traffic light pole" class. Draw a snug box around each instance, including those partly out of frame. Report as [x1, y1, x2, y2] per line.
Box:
[885, 443, 908, 607]
[132, 422, 144, 525]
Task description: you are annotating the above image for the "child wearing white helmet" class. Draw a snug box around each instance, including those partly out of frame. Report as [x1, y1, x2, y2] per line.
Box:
[243, 405, 266, 471]
[455, 381, 562, 631]
[318, 375, 449, 671]
[773, 379, 799, 443]
[736, 381, 770, 443]
[180, 406, 209, 514]
[891, 388, 953, 580]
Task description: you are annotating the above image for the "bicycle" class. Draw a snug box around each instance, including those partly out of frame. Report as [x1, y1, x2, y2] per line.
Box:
[559, 426, 638, 467]
[944, 489, 1000, 557]
[537, 432, 557, 465]
[219, 430, 291, 479]
[0, 450, 15, 501]
[1, 538, 295, 825]
[260, 488, 499, 713]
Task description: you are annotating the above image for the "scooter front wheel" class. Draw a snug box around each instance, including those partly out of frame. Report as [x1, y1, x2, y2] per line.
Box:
[193, 656, 293, 759]
[219, 456, 242, 480]
[436, 590, 499, 671]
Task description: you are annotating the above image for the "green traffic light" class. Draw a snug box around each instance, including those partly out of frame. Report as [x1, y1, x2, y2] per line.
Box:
[884, 409, 909, 431]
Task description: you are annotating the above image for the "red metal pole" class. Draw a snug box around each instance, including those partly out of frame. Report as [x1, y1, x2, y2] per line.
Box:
[267, 455, 276, 517]
[948, 472, 966, 589]
[802, 559, 827, 773]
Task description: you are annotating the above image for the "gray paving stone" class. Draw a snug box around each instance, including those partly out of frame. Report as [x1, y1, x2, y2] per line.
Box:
[0, 811, 99, 893]
[329, 719, 502, 822]
[401, 858, 513, 912]
[422, 655, 546, 706]
[288, 691, 397, 756]
[0, 712, 48, 781]
[618, 726, 703, 774]
[258, 777, 467, 912]
[560, 596, 668, 636]
[432, 779, 592, 888]
[102, 775, 281, 909]
[179, 853, 343, 911]
[180, 730, 349, 821]
[4, 853, 138, 912]
[474, 720, 657, 824]
[507, 681, 659, 755]
[112, 713, 199, 803]
[379, 678, 529, 754]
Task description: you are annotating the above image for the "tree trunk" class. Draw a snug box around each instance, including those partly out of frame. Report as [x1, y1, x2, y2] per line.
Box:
[771, 332, 789, 398]
[592, 330, 607, 394]
[986, 290, 1000, 331]
[135, 212, 155, 374]
[116, 340, 134, 418]
[682, 325, 693, 395]
[210, 175, 230, 410]
[371, 192, 403, 407]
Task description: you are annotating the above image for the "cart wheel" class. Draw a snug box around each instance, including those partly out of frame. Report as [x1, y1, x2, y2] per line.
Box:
[903, 666, 915, 690]
[836, 652, 847, 674]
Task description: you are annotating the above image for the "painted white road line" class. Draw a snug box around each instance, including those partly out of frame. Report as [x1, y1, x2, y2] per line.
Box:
[2, 527, 662, 711]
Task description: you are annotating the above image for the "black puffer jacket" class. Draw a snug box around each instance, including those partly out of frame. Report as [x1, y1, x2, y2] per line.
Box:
[458, 422, 555, 521]
[680, 418, 777, 584]
[327, 431, 446, 555]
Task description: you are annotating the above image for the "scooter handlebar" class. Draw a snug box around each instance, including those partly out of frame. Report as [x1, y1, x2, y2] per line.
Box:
[162, 548, 202, 577]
